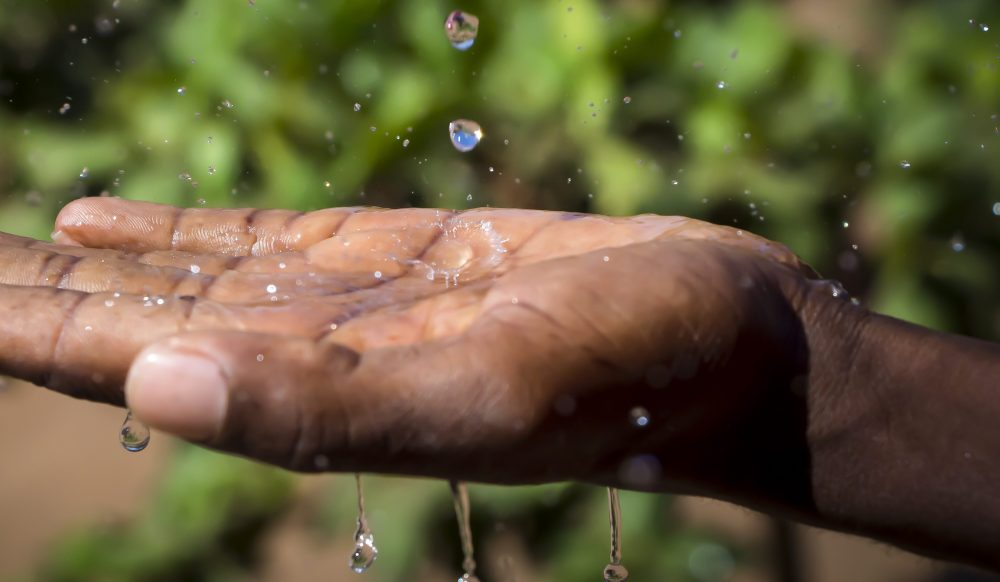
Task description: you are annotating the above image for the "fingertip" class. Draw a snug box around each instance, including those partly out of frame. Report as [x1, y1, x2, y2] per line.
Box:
[125, 343, 228, 442]
[55, 198, 175, 252]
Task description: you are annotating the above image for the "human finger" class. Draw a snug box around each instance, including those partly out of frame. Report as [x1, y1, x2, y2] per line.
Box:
[0, 286, 348, 403]
[54, 198, 356, 255]
[123, 328, 538, 478]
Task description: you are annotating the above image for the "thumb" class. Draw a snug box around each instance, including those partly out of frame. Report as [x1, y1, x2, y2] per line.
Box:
[125, 331, 362, 470]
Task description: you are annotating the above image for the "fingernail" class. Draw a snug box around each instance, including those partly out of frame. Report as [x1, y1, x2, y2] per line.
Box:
[125, 349, 228, 441]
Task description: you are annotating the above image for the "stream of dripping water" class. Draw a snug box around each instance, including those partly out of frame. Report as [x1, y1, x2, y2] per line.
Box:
[603, 487, 630, 581]
[119, 410, 150, 452]
[349, 473, 378, 573]
[450, 481, 480, 582]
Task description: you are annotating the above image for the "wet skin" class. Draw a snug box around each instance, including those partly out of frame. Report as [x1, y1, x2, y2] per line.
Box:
[0, 198, 998, 570]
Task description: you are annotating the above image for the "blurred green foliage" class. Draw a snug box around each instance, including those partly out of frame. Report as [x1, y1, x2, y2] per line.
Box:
[2, 0, 999, 580]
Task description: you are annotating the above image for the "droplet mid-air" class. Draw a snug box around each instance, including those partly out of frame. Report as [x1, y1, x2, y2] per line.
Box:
[449, 119, 483, 152]
[445, 10, 479, 50]
[119, 410, 150, 452]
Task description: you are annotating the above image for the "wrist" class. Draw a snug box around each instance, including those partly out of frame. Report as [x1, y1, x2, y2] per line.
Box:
[801, 291, 1000, 568]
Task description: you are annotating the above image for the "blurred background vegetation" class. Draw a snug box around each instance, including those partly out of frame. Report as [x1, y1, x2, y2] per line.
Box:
[1, 0, 999, 580]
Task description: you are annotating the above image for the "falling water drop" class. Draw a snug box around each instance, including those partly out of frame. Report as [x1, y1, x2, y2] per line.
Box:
[450, 481, 481, 582]
[603, 487, 630, 582]
[119, 410, 150, 452]
[349, 474, 378, 574]
[449, 119, 483, 152]
[444, 11, 479, 51]
[79, 167, 90, 179]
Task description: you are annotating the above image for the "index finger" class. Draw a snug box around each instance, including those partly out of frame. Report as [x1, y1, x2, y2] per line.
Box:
[54, 198, 356, 255]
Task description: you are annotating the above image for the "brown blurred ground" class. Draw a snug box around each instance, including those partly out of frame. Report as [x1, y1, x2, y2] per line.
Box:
[1, 377, 984, 582]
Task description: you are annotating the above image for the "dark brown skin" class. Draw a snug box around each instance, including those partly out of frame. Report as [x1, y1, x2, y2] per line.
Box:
[1, 198, 998, 571]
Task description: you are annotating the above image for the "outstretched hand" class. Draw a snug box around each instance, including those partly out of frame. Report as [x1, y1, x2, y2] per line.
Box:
[0, 199, 838, 493]
[8, 199, 1000, 570]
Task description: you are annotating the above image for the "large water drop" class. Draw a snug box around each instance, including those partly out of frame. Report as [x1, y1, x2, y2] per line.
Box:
[449, 120, 483, 152]
[445, 11, 479, 50]
[349, 474, 378, 573]
[119, 410, 150, 452]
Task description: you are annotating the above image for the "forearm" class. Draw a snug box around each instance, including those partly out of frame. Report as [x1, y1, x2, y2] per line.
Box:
[798, 296, 1000, 568]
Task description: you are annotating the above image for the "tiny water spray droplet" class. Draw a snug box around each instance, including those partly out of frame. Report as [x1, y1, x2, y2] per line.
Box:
[629, 407, 650, 428]
[119, 410, 150, 452]
[449, 120, 483, 152]
[603, 488, 630, 581]
[445, 11, 479, 51]
[348, 474, 378, 574]
[450, 481, 481, 582]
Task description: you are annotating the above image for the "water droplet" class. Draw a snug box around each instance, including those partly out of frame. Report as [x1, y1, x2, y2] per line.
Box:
[450, 481, 480, 582]
[266, 283, 278, 294]
[603, 564, 630, 582]
[59, 102, 71, 115]
[629, 407, 650, 427]
[79, 167, 90, 179]
[622, 96, 632, 104]
[445, 11, 479, 51]
[992, 202, 1000, 216]
[716, 80, 727, 89]
[350, 533, 378, 574]
[819, 279, 850, 299]
[221, 99, 234, 109]
[353, 102, 362, 112]
[604, 488, 629, 581]
[119, 410, 150, 452]
[950, 233, 966, 252]
[981, 23, 990, 32]
[900, 160, 911, 169]
[349, 474, 379, 573]
[176, 86, 186, 95]
[449, 119, 483, 152]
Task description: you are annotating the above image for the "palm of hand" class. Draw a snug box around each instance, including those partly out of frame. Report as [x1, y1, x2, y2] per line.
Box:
[0, 199, 814, 483]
